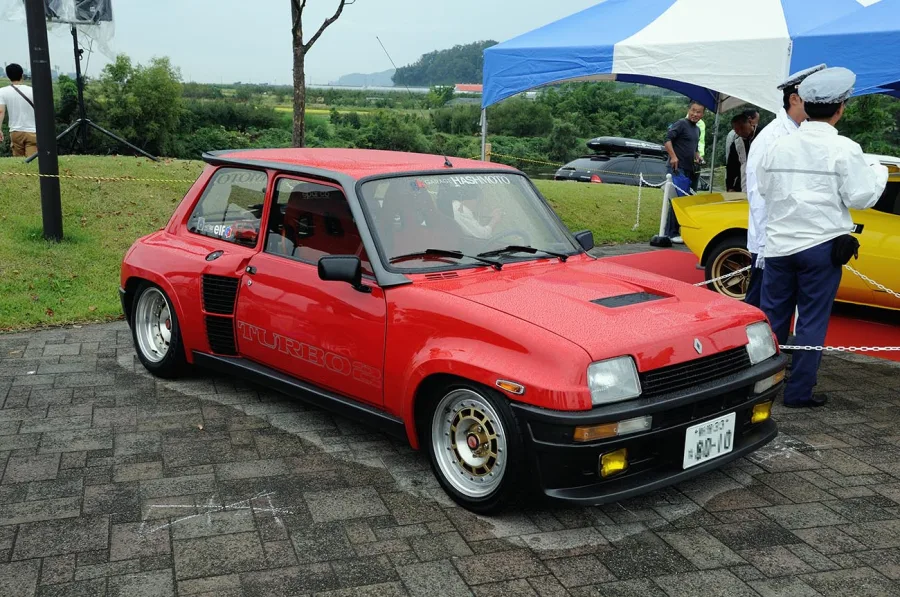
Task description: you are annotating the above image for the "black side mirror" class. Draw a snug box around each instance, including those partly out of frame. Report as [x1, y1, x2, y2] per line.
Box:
[574, 230, 594, 251]
[318, 256, 371, 293]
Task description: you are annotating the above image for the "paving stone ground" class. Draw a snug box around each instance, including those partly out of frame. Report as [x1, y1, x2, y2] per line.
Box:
[1, 279, 899, 596]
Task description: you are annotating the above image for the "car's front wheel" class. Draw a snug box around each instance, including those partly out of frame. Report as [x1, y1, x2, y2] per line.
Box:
[705, 236, 752, 300]
[425, 382, 525, 513]
[131, 282, 186, 378]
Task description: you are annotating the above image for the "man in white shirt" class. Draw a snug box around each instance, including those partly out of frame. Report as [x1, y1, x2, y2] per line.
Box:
[742, 63, 826, 308]
[451, 188, 502, 239]
[0, 64, 37, 158]
[758, 67, 888, 408]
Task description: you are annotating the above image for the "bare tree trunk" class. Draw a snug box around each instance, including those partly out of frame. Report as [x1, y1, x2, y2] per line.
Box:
[292, 44, 306, 147]
[289, 0, 353, 149]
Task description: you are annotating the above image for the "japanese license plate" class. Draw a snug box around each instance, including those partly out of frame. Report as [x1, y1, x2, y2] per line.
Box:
[683, 412, 736, 469]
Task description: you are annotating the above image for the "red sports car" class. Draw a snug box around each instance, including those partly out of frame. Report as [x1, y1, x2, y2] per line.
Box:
[120, 148, 786, 512]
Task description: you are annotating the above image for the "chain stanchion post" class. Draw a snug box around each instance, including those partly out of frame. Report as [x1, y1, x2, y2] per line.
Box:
[650, 174, 673, 247]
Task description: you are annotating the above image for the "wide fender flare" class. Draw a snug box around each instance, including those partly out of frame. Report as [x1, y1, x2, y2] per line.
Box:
[122, 265, 197, 364]
[396, 337, 591, 449]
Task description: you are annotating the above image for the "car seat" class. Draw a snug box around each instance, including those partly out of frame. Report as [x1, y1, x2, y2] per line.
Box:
[380, 180, 463, 258]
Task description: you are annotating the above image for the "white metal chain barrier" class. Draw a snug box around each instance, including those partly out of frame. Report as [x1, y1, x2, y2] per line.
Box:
[688, 262, 899, 353]
[780, 345, 900, 352]
[844, 264, 900, 300]
[633, 173, 667, 231]
[693, 265, 751, 287]
[781, 264, 900, 352]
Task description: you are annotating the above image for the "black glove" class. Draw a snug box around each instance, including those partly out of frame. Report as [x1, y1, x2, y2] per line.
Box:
[831, 234, 860, 266]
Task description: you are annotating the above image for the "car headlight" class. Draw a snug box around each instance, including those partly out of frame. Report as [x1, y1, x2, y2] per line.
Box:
[746, 322, 777, 365]
[587, 356, 642, 406]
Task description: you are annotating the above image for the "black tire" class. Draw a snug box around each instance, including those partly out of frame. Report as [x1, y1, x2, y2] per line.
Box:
[130, 281, 187, 379]
[704, 235, 752, 300]
[422, 381, 526, 513]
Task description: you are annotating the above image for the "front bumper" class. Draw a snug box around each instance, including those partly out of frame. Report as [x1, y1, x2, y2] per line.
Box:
[511, 354, 786, 505]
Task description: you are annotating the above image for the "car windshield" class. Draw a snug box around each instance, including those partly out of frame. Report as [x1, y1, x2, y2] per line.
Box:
[358, 173, 579, 270]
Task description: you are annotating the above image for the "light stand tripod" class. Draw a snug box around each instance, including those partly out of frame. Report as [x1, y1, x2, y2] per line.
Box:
[25, 23, 158, 163]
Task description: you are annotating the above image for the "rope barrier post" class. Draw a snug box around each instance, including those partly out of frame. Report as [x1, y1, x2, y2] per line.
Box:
[480, 109, 487, 161]
[649, 174, 673, 247]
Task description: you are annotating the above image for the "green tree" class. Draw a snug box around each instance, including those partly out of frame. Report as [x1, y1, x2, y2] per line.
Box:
[840, 95, 899, 155]
[89, 54, 183, 156]
[393, 40, 497, 86]
[546, 120, 578, 163]
[426, 85, 456, 109]
[55, 75, 79, 125]
[487, 98, 553, 137]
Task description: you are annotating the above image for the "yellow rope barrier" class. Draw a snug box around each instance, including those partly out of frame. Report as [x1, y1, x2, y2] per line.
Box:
[0, 171, 195, 184]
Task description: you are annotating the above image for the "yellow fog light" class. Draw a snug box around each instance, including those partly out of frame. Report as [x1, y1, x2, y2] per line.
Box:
[753, 369, 786, 394]
[574, 416, 651, 442]
[600, 448, 628, 478]
[752, 401, 773, 424]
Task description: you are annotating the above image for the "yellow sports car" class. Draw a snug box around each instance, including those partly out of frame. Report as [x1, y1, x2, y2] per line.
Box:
[671, 168, 900, 311]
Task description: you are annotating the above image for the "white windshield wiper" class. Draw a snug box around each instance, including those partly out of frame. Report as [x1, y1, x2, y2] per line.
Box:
[390, 248, 503, 270]
[477, 245, 569, 262]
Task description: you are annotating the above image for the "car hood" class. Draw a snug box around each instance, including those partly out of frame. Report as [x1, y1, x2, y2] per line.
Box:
[423, 257, 764, 372]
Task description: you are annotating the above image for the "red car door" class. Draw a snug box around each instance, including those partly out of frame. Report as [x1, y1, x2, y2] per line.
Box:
[233, 175, 387, 407]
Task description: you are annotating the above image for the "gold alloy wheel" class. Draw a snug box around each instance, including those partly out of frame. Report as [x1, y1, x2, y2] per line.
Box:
[431, 389, 507, 498]
[710, 247, 752, 299]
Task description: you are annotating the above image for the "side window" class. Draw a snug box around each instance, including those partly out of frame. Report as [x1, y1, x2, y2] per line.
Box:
[265, 178, 373, 276]
[187, 168, 267, 247]
[873, 181, 900, 216]
[604, 157, 638, 174]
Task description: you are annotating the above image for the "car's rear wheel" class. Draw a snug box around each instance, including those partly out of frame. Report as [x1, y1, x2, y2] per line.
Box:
[131, 282, 186, 378]
[705, 237, 752, 300]
[425, 382, 524, 513]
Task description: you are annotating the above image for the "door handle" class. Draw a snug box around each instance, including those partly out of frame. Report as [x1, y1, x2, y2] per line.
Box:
[245, 266, 257, 275]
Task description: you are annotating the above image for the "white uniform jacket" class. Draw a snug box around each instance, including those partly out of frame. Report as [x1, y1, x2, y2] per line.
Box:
[744, 109, 800, 264]
[757, 120, 888, 259]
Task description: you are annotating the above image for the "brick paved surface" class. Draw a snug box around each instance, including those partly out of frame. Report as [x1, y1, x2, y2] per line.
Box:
[0, 321, 898, 597]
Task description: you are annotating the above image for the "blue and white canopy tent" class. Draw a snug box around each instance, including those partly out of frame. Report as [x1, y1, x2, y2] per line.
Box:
[479, 0, 900, 176]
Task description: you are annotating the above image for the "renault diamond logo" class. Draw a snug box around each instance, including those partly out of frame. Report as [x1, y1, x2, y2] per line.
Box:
[693, 338, 703, 355]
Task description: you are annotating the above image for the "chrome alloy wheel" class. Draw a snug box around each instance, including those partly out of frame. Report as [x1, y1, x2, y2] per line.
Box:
[710, 247, 752, 299]
[432, 389, 508, 498]
[134, 287, 172, 363]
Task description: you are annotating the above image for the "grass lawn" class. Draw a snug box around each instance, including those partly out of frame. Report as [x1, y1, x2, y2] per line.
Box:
[0, 156, 661, 331]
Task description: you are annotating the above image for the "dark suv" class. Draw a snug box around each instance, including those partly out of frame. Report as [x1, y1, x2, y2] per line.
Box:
[555, 136, 669, 187]
[554, 153, 669, 186]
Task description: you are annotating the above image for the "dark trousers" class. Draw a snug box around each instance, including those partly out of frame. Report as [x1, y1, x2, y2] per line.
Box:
[665, 167, 693, 237]
[761, 241, 842, 404]
[744, 253, 763, 308]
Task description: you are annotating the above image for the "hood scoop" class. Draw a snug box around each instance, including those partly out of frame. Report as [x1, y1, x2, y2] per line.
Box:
[591, 291, 666, 308]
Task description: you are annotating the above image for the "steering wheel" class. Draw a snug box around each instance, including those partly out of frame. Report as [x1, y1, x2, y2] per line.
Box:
[487, 228, 532, 247]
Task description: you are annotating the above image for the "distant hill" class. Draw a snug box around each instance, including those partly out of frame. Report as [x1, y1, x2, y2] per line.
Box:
[331, 69, 396, 87]
[393, 40, 497, 87]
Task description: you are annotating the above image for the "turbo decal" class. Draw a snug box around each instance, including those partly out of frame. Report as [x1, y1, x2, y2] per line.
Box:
[237, 322, 381, 388]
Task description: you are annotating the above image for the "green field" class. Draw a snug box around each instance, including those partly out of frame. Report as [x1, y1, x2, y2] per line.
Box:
[0, 156, 662, 330]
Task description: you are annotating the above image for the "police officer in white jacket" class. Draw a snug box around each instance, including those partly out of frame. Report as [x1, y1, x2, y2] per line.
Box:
[757, 67, 888, 408]
[743, 64, 826, 307]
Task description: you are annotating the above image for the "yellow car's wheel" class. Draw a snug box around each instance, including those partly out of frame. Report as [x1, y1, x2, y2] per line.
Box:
[705, 238, 752, 300]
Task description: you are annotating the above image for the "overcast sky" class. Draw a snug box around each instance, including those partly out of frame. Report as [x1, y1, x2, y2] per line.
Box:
[0, 1, 600, 85]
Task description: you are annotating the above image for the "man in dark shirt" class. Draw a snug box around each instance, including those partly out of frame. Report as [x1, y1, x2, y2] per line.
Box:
[663, 101, 704, 238]
[726, 113, 754, 192]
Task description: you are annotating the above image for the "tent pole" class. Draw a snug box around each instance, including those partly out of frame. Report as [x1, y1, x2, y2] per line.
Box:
[707, 95, 721, 193]
[480, 109, 487, 161]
